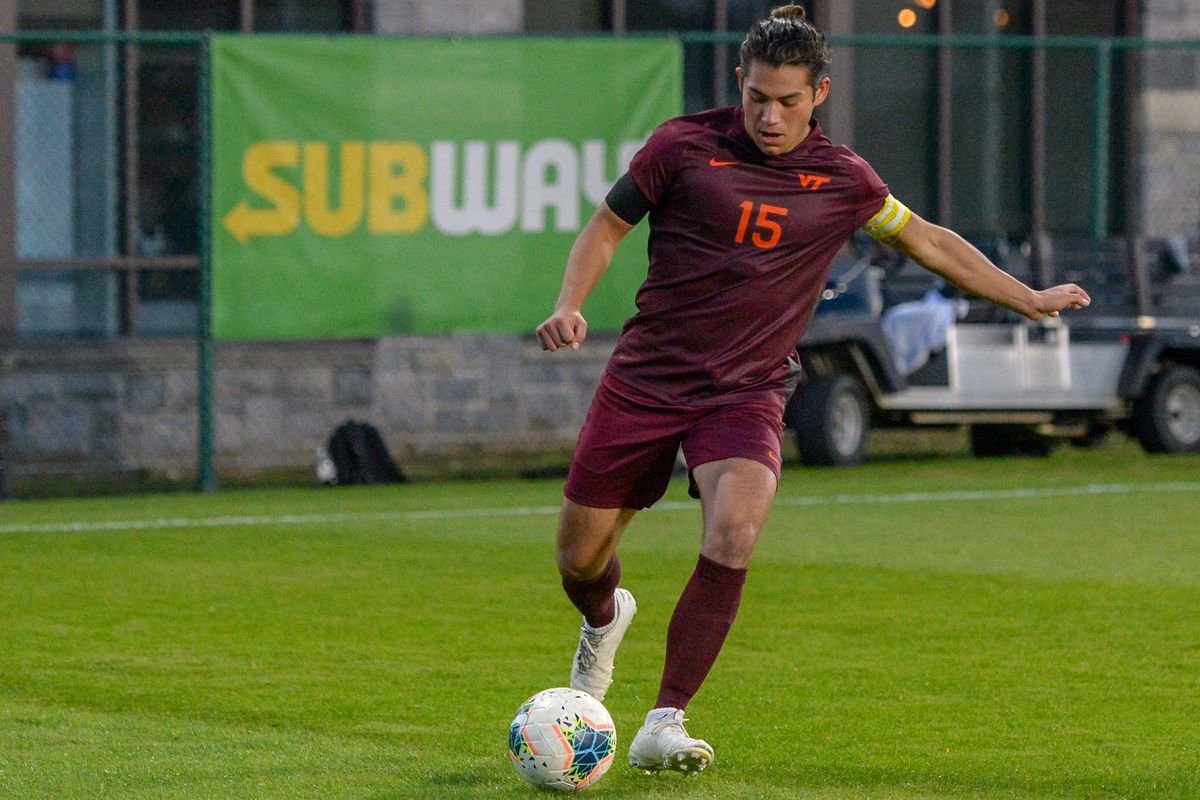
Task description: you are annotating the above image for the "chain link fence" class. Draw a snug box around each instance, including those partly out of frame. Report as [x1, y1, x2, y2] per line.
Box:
[5, 33, 203, 339]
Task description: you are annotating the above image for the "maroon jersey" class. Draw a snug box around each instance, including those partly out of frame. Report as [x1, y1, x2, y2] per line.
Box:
[606, 107, 890, 403]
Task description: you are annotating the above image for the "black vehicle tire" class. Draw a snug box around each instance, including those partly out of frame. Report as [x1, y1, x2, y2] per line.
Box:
[1131, 365, 1200, 454]
[791, 374, 870, 466]
[969, 424, 1058, 458]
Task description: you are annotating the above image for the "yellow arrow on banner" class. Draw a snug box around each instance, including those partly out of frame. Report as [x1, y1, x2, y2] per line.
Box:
[222, 199, 301, 244]
[222, 141, 301, 244]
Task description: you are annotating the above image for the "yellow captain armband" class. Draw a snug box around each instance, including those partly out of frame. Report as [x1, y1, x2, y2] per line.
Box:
[862, 194, 912, 243]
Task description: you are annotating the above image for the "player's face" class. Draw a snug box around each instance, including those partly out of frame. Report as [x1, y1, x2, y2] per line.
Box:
[737, 60, 830, 156]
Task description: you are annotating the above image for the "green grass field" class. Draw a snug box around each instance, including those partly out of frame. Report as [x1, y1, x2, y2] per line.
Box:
[1, 442, 1198, 799]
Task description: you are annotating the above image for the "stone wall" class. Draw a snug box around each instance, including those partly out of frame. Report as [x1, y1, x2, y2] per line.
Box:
[1138, 1, 1200, 238]
[0, 335, 612, 488]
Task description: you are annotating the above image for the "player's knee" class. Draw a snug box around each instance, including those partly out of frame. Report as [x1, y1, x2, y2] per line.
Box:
[703, 520, 761, 566]
[556, 547, 606, 581]
[715, 517, 762, 542]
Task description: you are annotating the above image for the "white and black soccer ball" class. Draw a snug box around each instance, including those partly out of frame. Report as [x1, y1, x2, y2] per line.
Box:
[508, 688, 616, 791]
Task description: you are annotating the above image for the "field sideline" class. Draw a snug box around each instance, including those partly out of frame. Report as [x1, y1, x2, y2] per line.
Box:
[1, 442, 1197, 799]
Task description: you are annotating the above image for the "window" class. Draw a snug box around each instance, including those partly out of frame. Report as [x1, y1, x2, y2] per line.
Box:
[6, 0, 363, 339]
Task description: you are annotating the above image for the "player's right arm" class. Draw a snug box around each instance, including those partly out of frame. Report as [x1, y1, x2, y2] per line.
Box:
[861, 194, 1090, 321]
[536, 202, 635, 351]
[888, 212, 1090, 320]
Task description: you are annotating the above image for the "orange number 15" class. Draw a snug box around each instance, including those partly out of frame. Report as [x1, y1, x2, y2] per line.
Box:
[735, 201, 789, 249]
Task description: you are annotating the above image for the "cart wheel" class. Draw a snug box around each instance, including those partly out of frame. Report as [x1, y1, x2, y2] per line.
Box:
[790, 374, 870, 466]
[1131, 365, 1200, 454]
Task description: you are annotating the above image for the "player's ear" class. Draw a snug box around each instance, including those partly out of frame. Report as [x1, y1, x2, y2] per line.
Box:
[814, 76, 831, 107]
[736, 65, 744, 91]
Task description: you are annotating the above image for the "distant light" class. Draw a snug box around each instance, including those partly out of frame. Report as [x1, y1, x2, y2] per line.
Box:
[914, 0, 937, 8]
[994, 8, 1011, 27]
[898, 9, 917, 28]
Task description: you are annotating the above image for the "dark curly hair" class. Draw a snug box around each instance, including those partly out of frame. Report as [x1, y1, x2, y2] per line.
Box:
[739, 4, 830, 89]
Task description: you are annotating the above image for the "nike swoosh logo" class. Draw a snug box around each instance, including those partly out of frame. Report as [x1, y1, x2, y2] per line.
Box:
[709, 158, 738, 167]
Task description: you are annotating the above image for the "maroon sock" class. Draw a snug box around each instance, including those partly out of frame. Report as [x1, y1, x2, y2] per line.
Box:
[656, 554, 748, 710]
[561, 554, 620, 629]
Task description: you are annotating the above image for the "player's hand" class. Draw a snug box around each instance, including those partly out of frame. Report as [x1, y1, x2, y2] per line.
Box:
[1029, 283, 1091, 320]
[536, 309, 588, 351]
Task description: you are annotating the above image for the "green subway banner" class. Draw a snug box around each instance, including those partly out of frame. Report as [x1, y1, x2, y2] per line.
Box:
[211, 36, 682, 340]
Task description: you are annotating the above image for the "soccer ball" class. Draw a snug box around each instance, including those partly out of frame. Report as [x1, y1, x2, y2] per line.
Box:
[508, 688, 616, 791]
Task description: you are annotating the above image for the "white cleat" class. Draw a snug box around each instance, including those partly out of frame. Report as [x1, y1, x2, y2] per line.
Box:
[628, 707, 714, 776]
[569, 588, 636, 703]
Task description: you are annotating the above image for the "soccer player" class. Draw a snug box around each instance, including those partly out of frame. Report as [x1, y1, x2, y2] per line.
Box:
[536, 4, 1089, 776]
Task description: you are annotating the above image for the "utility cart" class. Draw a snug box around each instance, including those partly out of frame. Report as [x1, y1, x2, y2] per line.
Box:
[787, 236, 1200, 465]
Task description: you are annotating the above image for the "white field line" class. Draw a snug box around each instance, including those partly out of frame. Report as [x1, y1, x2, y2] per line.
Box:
[2, 481, 1199, 536]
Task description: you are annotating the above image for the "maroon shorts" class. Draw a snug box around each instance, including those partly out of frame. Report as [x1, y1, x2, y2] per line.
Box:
[564, 374, 786, 510]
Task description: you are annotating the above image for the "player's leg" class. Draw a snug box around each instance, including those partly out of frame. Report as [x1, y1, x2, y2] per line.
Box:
[663, 456, 776, 703]
[558, 500, 639, 701]
[557, 500, 636, 624]
[628, 457, 776, 774]
[557, 500, 635, 586]
[558, 375, 685, 701]
[695, 455, 776, 568]
[630, 398, 783, 774]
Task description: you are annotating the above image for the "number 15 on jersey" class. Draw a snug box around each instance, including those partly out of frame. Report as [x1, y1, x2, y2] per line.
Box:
[734, 201, 789, 249]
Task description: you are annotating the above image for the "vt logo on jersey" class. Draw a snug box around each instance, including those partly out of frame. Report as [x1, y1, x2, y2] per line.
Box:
[797, 172, 831, 191]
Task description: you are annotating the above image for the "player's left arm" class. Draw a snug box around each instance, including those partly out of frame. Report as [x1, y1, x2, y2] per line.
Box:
[884, 211, 1090, 321]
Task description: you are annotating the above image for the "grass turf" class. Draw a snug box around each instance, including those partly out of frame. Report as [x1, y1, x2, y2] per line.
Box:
[0, 441, 1197, 798]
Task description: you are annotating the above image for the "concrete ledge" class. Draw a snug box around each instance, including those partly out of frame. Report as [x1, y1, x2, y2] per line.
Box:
[0, 334, 614, 487]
